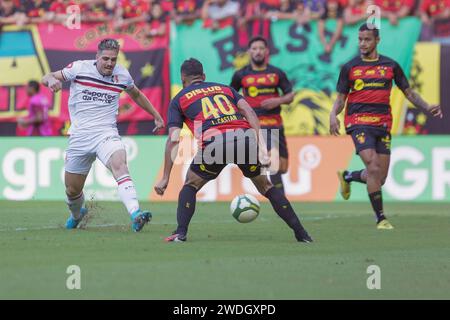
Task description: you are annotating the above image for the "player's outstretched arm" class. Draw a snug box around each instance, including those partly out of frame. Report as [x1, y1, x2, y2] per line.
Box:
[126, 86, 165, 132]
[154, 127, 181, 196]
[42, 71, 65, 93]
[329, 92, 347, 136]
[403, 88, 443, 119]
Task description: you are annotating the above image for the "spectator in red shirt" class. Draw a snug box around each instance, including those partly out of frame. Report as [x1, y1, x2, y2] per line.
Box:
[161, 0, 174, 12]
[374, 0, 414, 25]
[201, 0, 240, 30]
[20, 0, 51, 23]
[263, 0, 281, 7]
[83, 0, 116, 23]
[344, 0, 370, 25]
[48, 0, 86, 24]
[172, 0, 201, 25]
[145, 1, 169, 37]
[421, 0, 450, 42]
[0, 0, 27, 26]
[238, 0, 268, 28]
[115, 0, 150, 27]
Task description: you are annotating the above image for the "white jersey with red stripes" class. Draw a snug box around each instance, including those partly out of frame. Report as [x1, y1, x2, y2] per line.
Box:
[62, 60, 134, 135]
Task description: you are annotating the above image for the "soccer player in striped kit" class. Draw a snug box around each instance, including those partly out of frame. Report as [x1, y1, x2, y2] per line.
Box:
[230, 36, 295, 195]
[154, 58, 312, 243]
[330, 24, 443, 229]
[42, 38, 165, 232]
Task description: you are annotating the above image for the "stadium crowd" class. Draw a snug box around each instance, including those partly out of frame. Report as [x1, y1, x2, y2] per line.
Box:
[1, 0, 449, 44]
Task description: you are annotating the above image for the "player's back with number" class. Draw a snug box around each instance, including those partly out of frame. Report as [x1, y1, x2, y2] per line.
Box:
[168, 81, 251, 140]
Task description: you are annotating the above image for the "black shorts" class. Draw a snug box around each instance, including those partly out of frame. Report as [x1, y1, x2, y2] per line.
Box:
[349, 126, 391, 155]
[263, 126, 288, 159]
[190, 131, 261, 181]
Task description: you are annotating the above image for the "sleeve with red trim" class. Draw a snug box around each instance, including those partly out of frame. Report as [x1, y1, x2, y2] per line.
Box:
[61, 60, 83, 82]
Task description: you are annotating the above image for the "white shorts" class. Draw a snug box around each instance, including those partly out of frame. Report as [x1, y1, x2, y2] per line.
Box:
[65, 130, 125, 175]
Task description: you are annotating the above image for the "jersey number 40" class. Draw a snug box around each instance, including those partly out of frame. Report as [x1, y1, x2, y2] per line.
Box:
[201, 94, 236, 119]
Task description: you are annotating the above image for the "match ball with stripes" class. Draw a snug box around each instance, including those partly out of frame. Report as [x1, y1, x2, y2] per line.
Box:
[230, 194, 260, 223]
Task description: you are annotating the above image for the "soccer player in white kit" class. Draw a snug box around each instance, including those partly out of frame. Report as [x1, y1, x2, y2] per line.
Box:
[42, 39, 165, 232]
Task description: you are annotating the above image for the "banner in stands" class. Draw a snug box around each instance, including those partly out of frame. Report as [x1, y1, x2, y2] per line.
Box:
[402, 43, 450, 134]
[170, 18, 421, 135]
[1, 136, 449, 202]
[0, 23, 170, 136]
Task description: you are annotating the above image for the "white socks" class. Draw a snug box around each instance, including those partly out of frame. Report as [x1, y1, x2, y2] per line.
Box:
[66, 192, 84, 219]
[116, 174, 139, 215]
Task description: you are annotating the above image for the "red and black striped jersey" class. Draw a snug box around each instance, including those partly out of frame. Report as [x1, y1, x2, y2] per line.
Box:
[168, 81, 251, 144]
[230, 64, 292, 128]
[337, 55, 410, 132]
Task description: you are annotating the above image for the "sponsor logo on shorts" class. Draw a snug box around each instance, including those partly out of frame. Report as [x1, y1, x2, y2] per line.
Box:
[199, 164, 217, 175]
[355, 132, 366, 144]
[381, 135, 391, 149]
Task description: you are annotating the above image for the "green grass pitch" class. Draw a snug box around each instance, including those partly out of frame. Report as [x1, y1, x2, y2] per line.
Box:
[0, 200, 449, 299]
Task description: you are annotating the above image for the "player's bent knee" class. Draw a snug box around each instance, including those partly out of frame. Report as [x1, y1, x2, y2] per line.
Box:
[184, 175, 207, 191]
[260, 185, 272, 195]
[184, 181, 201, 191]
[251, 176, 272, 195]
[367, 164, 381, 177]
[65, 186, 82, 198]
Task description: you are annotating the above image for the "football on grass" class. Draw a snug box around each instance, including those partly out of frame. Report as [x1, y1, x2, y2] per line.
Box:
[230, 194, 260, 223]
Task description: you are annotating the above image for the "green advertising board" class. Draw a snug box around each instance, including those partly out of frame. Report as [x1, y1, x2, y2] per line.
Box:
[1, 136, 449, 202]
[342, 136, 450, 202]
[0, 137, 165, 201]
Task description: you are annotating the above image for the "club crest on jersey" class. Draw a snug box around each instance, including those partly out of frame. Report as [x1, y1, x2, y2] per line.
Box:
[112, 75, 119, 83]
[381, 135, 391, 149]
[377, 66, 387, 77]
[267, 73, 277, 84]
